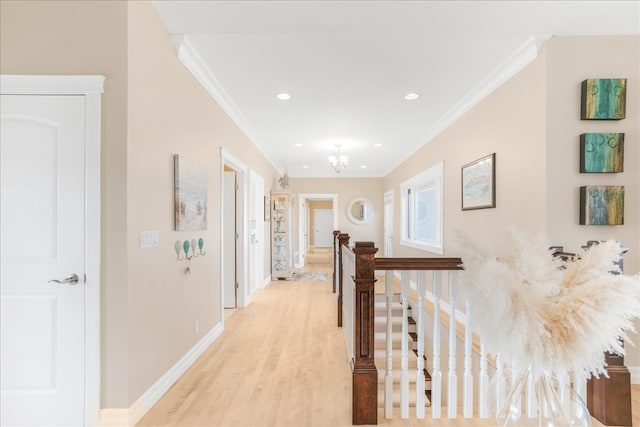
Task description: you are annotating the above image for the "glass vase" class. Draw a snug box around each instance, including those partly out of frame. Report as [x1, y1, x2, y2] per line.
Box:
[488, 368, 591, 427]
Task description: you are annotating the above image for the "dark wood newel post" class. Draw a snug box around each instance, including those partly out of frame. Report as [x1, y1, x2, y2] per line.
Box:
[332, 230, 340, 294]
[352, 241, 378, 425]
[337, 233, 350, 327]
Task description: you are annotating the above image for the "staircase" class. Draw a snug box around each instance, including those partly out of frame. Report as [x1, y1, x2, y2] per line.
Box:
[374, 293, 431, 408]
[304, 247, 333, 267]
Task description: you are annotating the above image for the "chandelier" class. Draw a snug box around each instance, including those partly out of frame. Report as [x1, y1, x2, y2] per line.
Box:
[328, 144, 348, 173]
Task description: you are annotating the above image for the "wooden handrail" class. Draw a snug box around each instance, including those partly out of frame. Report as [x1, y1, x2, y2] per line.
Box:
[337, 233, 350, 328]
[351, 242, 378, 425]
[375, 257, 463, 271]
[332, 230, 340, 293]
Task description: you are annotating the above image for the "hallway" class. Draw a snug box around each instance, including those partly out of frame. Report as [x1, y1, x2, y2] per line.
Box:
[137, 269, 640, 426]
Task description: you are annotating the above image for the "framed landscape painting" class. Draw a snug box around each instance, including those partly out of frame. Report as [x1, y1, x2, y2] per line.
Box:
[174, 155, 208, 231]
[461, 153, 495, 210]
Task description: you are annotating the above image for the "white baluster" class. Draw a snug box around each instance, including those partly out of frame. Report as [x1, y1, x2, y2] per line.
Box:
[479, 341, 489, 418]
[384, 271, 394, 419]
[511, 361, 521, 417]
[400, 271, 410, 419]
[431, 271, 442, 419]
[448, 271, 457, 419]
[463, 298, 473, 418]
[559, 372, 570, 417]
[416, 271, 426, 418]
[495, 355, 505, 417]
[574, 372, 587, 410]
[527, 366, 537, 419]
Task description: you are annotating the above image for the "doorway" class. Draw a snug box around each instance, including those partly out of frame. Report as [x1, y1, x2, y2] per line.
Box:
[297, 194, 338, 267]
[313, 209, 334, 247]
[0, 76, 102, 426]
[220, 149, 248, 310]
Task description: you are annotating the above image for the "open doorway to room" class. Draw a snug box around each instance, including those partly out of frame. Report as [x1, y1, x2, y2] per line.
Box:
[297, 193, 338, 269]
[221, 149, 248, 312]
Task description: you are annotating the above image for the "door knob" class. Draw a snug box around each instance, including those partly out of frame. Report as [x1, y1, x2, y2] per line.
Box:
[48, 273, 79, 286]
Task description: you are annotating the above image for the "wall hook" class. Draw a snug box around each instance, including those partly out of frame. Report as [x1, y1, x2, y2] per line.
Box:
[191, 239, 199, 257]
[175, 240, 185, 261]
[183, 240, 192, 260]
[198, 237, 206, 256]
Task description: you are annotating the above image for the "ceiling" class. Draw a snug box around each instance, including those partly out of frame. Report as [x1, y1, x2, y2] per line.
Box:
[151, 1, 639, 178]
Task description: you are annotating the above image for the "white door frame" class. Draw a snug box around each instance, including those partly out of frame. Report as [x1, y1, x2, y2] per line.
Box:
[384, 190, 394, 257]
[1, 75, 103, 426]
[297, 193, 338, 268]
[249, 170, 264, 292]
[220, 148, 248, 310]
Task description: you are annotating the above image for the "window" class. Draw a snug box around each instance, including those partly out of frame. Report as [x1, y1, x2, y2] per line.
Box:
[400, 161, 443, 254]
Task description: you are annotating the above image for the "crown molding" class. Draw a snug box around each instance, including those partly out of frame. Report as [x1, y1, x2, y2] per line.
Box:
[386, 35, 549, 177]
[171, 35, 284, 175]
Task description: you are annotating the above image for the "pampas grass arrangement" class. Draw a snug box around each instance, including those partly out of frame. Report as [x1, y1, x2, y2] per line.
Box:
[457, 229, 640, 380]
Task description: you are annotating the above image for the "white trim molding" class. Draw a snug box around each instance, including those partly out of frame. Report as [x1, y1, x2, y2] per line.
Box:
[389, 35, 548, 175]
[128, 322, 224, 426]
[1, 74, 104, 427]
[172, 35, 283, 175]
[0, 74, 105, 94]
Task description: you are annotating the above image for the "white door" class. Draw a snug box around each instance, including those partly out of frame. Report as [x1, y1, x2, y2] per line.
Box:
[249, 171, 264, 292]
[384, 191, 394, 257]
[1, 95, 86, 426]
[223, 171, 237, 308]
[313, 209, 334, 247]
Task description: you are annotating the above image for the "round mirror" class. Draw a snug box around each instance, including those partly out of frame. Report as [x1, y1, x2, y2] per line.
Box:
[347, 197, 374, 225]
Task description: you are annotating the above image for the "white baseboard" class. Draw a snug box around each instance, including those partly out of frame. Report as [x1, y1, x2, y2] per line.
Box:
[261, 275, 271, 288]
[98, 409, 129, 427]
[630, 366, 639, 384]
[127, 321, 224, 426]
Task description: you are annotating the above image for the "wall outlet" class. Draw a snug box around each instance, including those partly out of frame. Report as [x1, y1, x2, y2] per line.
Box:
[194, 320, 199, 336]
[139, 231, 159, 248]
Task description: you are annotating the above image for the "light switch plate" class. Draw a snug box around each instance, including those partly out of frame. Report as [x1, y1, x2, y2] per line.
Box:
[140, 231, 159, 248]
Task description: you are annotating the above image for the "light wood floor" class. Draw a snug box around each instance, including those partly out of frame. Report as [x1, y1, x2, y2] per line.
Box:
[138, 267, 640, 427]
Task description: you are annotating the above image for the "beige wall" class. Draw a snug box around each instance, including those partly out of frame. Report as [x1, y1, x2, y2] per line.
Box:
[544, 35, 640, 366]
[384, 35, 640, 367]
[126, 1, 279, 403]
[384, 45, 547, 258]
[289, 178, 385, 252]
[1, 0, 280, 409]
[1, 0, 130, 407]
[545, 36, 639, 274]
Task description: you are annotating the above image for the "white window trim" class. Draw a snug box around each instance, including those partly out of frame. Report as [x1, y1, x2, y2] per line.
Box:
[400, 161, 444, 255]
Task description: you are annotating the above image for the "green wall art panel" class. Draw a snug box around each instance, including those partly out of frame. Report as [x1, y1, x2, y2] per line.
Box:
[579, 186, 624, 225]
[581, 78, 626, 120]
[580, 133, 624, 173]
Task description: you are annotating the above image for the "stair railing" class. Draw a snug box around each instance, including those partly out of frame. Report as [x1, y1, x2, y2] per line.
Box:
[333, 237, 587, 424]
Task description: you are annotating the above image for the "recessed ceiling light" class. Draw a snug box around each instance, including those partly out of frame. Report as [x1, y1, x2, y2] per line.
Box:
[404, 93, 419, 100]
[374, 143, 382, 147]
[360, 165, 367, 169]
[276, 93, 291, 100]
[302, 165, 309, 169]
[294, 143, 303, 147]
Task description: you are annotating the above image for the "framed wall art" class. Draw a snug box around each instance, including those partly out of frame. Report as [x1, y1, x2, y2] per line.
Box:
[580, 133, 624, 173]
[174, 155, 208, 231]
[461, 153, 495, 210]
[581, 78, 626, 120]
[579, 185, 624, 225]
